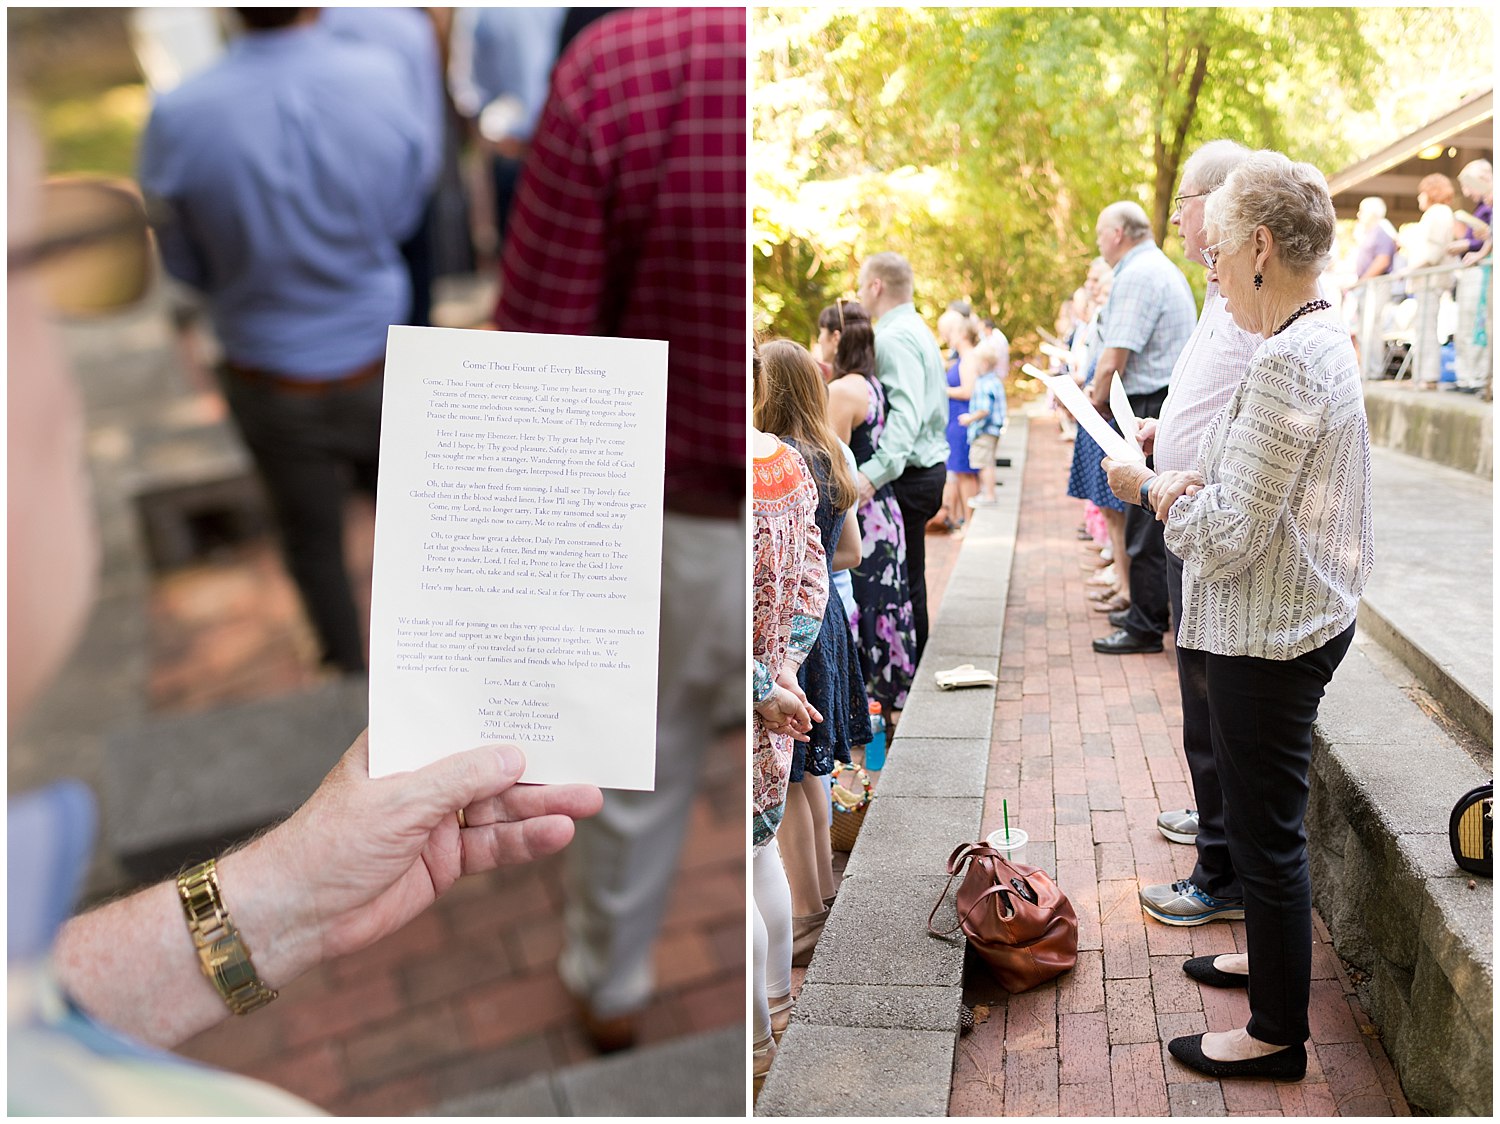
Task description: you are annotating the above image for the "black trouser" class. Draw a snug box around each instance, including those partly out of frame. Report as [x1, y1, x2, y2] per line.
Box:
[890, 460, 948, 665]
[1166, 549, 1240, 901]
[398, 195, 437, 328]
[491, 152, 526, 249]
[219, 367, 385, 673]
[1205, 622, 1354, 1045]
[1120, 385, 1170, 638]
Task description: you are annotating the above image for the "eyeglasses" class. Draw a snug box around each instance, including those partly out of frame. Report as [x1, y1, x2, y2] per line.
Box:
[1172, 190, 1211, 214]
[1200, 242, 1223, 270]
[7, 176, 153, 317]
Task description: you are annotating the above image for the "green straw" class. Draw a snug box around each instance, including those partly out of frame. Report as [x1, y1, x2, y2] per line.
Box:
[1003, 799, 1010, 844]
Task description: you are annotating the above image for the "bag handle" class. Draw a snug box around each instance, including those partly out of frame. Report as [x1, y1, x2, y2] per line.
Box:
[954, 842, 1040, 897]
[928, 847, 1019, 938]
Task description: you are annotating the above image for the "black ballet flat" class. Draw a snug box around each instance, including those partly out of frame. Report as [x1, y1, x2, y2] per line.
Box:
[1183, 955, 1249, 989]
[1168, 1034, 1307, 1081]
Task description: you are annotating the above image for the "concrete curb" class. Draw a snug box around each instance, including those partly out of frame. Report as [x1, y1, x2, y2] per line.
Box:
[756, 421, 1029, 1117]
[430, 1024, 746, 1116]
[1357, 600, 1492, 749]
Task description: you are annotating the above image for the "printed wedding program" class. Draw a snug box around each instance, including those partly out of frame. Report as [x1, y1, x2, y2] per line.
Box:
[368, 326, 668, 789]
[1026, 364, 1144, 463]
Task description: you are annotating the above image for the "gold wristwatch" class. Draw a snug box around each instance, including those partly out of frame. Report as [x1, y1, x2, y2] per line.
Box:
[176, 858, 278, 1015]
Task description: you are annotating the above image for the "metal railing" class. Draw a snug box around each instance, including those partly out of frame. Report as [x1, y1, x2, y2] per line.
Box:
[1345, 257, 1493, 392]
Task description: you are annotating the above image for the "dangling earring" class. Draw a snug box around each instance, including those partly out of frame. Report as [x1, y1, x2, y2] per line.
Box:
[1254, 272, 1263, 290]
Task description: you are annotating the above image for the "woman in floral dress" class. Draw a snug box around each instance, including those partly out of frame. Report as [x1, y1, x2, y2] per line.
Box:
[750, 357, 827, 1097]
[755, 339, 871, 972]
[824, 304, 917, 721]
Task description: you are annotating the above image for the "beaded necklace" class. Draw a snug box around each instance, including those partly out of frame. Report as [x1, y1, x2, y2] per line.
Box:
[1272, 298, 1332, 336]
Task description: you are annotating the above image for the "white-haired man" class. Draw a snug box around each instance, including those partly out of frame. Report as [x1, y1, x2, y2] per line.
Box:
[1102, 141, 1262, 933]
[1350, 196, 1399, 378]
[1089, 201, 1196, 657]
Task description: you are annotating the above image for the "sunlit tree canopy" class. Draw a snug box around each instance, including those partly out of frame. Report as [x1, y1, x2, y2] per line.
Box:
[754, 6, 1493, 353]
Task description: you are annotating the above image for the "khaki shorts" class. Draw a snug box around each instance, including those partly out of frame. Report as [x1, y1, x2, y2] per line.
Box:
[968, 432, 999, 471]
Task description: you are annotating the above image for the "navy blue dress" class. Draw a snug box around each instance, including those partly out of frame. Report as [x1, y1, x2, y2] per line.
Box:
[788, 439, 873, 779]
[1065, 356, 1126, 512]
[944, 353, 975, 474]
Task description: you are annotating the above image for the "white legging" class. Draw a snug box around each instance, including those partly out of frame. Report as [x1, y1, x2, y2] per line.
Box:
[752, 835, 793, 1044]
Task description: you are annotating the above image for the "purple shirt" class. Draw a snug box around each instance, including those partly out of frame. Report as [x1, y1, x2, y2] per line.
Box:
[1461, 200, 1492, 253]
[1355, 224, 1397, 278]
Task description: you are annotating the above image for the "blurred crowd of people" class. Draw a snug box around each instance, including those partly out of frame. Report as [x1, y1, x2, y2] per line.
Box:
[1342, 161, 1492, 392]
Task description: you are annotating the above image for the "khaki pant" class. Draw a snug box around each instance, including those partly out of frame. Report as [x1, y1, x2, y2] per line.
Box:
[558, 511, 745, 1016]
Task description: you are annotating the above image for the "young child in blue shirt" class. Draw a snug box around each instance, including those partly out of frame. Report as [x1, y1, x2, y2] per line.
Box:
[959, 342, 1006, 507]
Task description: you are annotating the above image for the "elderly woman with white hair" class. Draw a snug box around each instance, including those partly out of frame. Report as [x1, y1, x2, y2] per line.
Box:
[1110, 151, 1374, 1080]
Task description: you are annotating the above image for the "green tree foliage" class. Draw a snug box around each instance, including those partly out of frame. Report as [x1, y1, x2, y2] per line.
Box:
[754, 6, 1492, 357]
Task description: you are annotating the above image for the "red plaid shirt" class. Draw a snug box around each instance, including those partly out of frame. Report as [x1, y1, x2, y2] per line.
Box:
[494, 7, 746, 515]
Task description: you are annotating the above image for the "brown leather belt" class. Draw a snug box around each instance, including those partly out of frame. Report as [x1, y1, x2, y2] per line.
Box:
[224, 355, 385, 395]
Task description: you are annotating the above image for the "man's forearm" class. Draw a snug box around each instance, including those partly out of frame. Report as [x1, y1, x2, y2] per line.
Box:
[51, 835, 315, 1048]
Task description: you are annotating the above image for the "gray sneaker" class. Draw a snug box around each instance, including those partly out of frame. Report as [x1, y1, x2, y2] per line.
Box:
[1139, 879, 1245, 926]
[1156, 808, 1199, 845]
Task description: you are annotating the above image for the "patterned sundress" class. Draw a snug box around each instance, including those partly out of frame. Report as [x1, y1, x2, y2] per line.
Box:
[846, 376, 917, 711]
[787, 440, 872, 780]
[752, 440, 827, 846]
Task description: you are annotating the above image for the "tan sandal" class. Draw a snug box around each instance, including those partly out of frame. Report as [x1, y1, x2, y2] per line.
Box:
[753, 1035, 776, 1101]
[791, 908, 829, 967]
[768, 994, 794, 1044]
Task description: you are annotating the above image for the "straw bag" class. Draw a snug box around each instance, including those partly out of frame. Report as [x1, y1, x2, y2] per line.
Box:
[926, 841, 1078, 993]
[1450, 782, 1492, 877]
[829, 761, 874, 852]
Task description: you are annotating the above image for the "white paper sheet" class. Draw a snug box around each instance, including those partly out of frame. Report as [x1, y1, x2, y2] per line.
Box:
[1025, 364, 1144, 463]
[1107, 378, 1142, 457]
[368, 326, 668, 789]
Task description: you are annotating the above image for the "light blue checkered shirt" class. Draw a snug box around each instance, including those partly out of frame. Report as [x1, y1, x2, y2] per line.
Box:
[1099, 241, 1197, 396]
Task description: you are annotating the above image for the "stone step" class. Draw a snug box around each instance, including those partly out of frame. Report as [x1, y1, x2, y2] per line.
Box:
[1361, 444, 1492, 751]
[103, 677, 368, 883]
[428, 1024, 745, 1116]
[1362, 381, 1491, 477]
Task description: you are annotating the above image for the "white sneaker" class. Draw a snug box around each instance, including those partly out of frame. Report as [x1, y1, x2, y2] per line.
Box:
[967, 495, 998, 508]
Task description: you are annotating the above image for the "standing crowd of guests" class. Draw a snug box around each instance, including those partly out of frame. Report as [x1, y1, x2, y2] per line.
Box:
[1050, 140, 1376, 1080]
[751, 258, 1010, 1095]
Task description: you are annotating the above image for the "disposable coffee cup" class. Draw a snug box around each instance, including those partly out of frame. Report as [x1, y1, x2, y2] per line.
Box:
[986, 827, 1029, 867]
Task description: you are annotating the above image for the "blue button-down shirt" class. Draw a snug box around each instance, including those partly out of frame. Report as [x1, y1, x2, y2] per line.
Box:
[1099, 240, 1197, 396]
[321, 7, 445, 178]
[451, 7, 566, 139]
[139, 22, 435, 378]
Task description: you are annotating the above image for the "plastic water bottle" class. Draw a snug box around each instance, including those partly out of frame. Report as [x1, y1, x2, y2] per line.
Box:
[864, 701, 887, 771]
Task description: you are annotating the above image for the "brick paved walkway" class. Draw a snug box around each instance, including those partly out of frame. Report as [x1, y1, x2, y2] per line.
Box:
[948, 414, 1410, 1117]
[158, 522, 744, 1113]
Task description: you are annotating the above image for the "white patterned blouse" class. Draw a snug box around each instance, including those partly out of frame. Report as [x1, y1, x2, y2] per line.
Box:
[1164, 316, 1374, 660]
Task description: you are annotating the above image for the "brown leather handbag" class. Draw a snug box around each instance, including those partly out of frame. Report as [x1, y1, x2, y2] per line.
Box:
[926, 841, 1078, 993]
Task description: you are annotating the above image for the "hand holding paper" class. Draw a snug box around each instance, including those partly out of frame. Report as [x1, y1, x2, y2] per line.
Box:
[1026, 364, 1144, 463]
